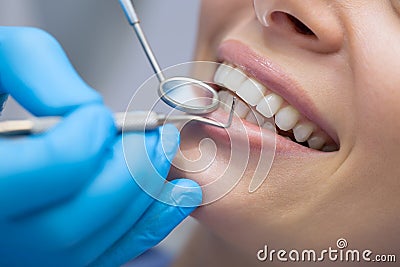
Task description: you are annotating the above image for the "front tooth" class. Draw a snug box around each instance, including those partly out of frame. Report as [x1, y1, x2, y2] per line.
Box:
[256, 93, 284, 118]
[245, 110, 265, 125]
[214, 64, 233, 86]
[293, 122, 315, 142]
[236, 78, 267, 106]
[219, 91, 233, 112]
[218, 90, 228, 103]
[235, 99, 250, 118]
[275, 106, 300, 131]
[223, 68, 247, 92]
[307, 134, 326, 150]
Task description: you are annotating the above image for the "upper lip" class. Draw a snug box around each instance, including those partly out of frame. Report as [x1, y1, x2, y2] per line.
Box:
[217, 39, 339, 145]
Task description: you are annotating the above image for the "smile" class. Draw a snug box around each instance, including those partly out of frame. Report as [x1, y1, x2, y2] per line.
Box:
[211, 40, 339, 152]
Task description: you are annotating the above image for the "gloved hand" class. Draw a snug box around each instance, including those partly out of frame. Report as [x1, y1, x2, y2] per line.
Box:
[0, 26, 202, 267]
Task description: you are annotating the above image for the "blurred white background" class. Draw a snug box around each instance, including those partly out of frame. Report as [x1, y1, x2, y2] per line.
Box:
[0, 0, 201, 259]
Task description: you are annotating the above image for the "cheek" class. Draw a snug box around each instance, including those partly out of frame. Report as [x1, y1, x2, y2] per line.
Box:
[197, 0, 255, 59]
[349, 12, 400, 150]
[201, 0, 252, 20]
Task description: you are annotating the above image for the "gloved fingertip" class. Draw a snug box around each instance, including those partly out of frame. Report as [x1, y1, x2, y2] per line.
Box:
[169, 179, 202, 208]
[46, 104, 116, 163]
[158, 124, 180, 161]
[86, 105, 117, 147]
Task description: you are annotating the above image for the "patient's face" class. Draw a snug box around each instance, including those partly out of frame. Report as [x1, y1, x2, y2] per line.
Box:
[171, 0, 400, 261]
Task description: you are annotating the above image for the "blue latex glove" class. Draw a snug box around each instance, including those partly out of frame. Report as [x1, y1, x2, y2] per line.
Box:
[0, 26, 202, 267]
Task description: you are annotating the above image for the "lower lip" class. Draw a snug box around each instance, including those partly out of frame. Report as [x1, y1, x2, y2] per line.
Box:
[199, 109, 324, 156]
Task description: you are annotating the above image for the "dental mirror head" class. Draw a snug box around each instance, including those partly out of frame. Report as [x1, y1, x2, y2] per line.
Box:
[159, 77, 220, 115]
[119, 0, 220, 116]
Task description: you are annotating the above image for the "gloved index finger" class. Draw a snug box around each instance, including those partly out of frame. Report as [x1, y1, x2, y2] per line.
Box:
[0, 27, 102, 116]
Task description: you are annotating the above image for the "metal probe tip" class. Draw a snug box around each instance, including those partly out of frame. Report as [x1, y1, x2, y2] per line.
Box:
[186, 96, 236, 129]
[225, 96, 236, 128]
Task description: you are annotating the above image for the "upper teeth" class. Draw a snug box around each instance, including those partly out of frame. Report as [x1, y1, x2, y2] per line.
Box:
[256, 93, 284, 118]
[213, 63, 338, 152]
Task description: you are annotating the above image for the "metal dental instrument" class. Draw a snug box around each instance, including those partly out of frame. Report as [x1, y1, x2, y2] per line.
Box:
[118, 0, 223, 115]
[0, 102, 236, 136]
[0, 1, 238, 137]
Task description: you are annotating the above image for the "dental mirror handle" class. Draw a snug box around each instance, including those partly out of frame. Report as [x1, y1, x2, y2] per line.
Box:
[118, 0, 165, 82]
[0, 103, 235, 136]
[0, 112, 162, 136]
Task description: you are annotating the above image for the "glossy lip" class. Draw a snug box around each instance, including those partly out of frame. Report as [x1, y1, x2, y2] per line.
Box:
[216, 39, 339, 145]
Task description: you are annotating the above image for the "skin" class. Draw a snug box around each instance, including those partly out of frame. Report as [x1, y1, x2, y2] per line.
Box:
[170, 0, 400, 266]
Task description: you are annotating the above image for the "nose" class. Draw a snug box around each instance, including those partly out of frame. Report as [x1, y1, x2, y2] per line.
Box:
[254, 0, 344, 53]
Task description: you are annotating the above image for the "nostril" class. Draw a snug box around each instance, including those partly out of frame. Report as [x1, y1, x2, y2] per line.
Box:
[287, 14, 315, 36]
[270, 11, 316, 37]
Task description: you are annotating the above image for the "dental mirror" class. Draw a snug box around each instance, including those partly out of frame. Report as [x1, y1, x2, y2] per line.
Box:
[159, 77, 220, 114]
[119, 0, 221, 115]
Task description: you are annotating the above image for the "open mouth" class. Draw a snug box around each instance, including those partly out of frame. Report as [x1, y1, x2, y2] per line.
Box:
[212, 61, 339, 152]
